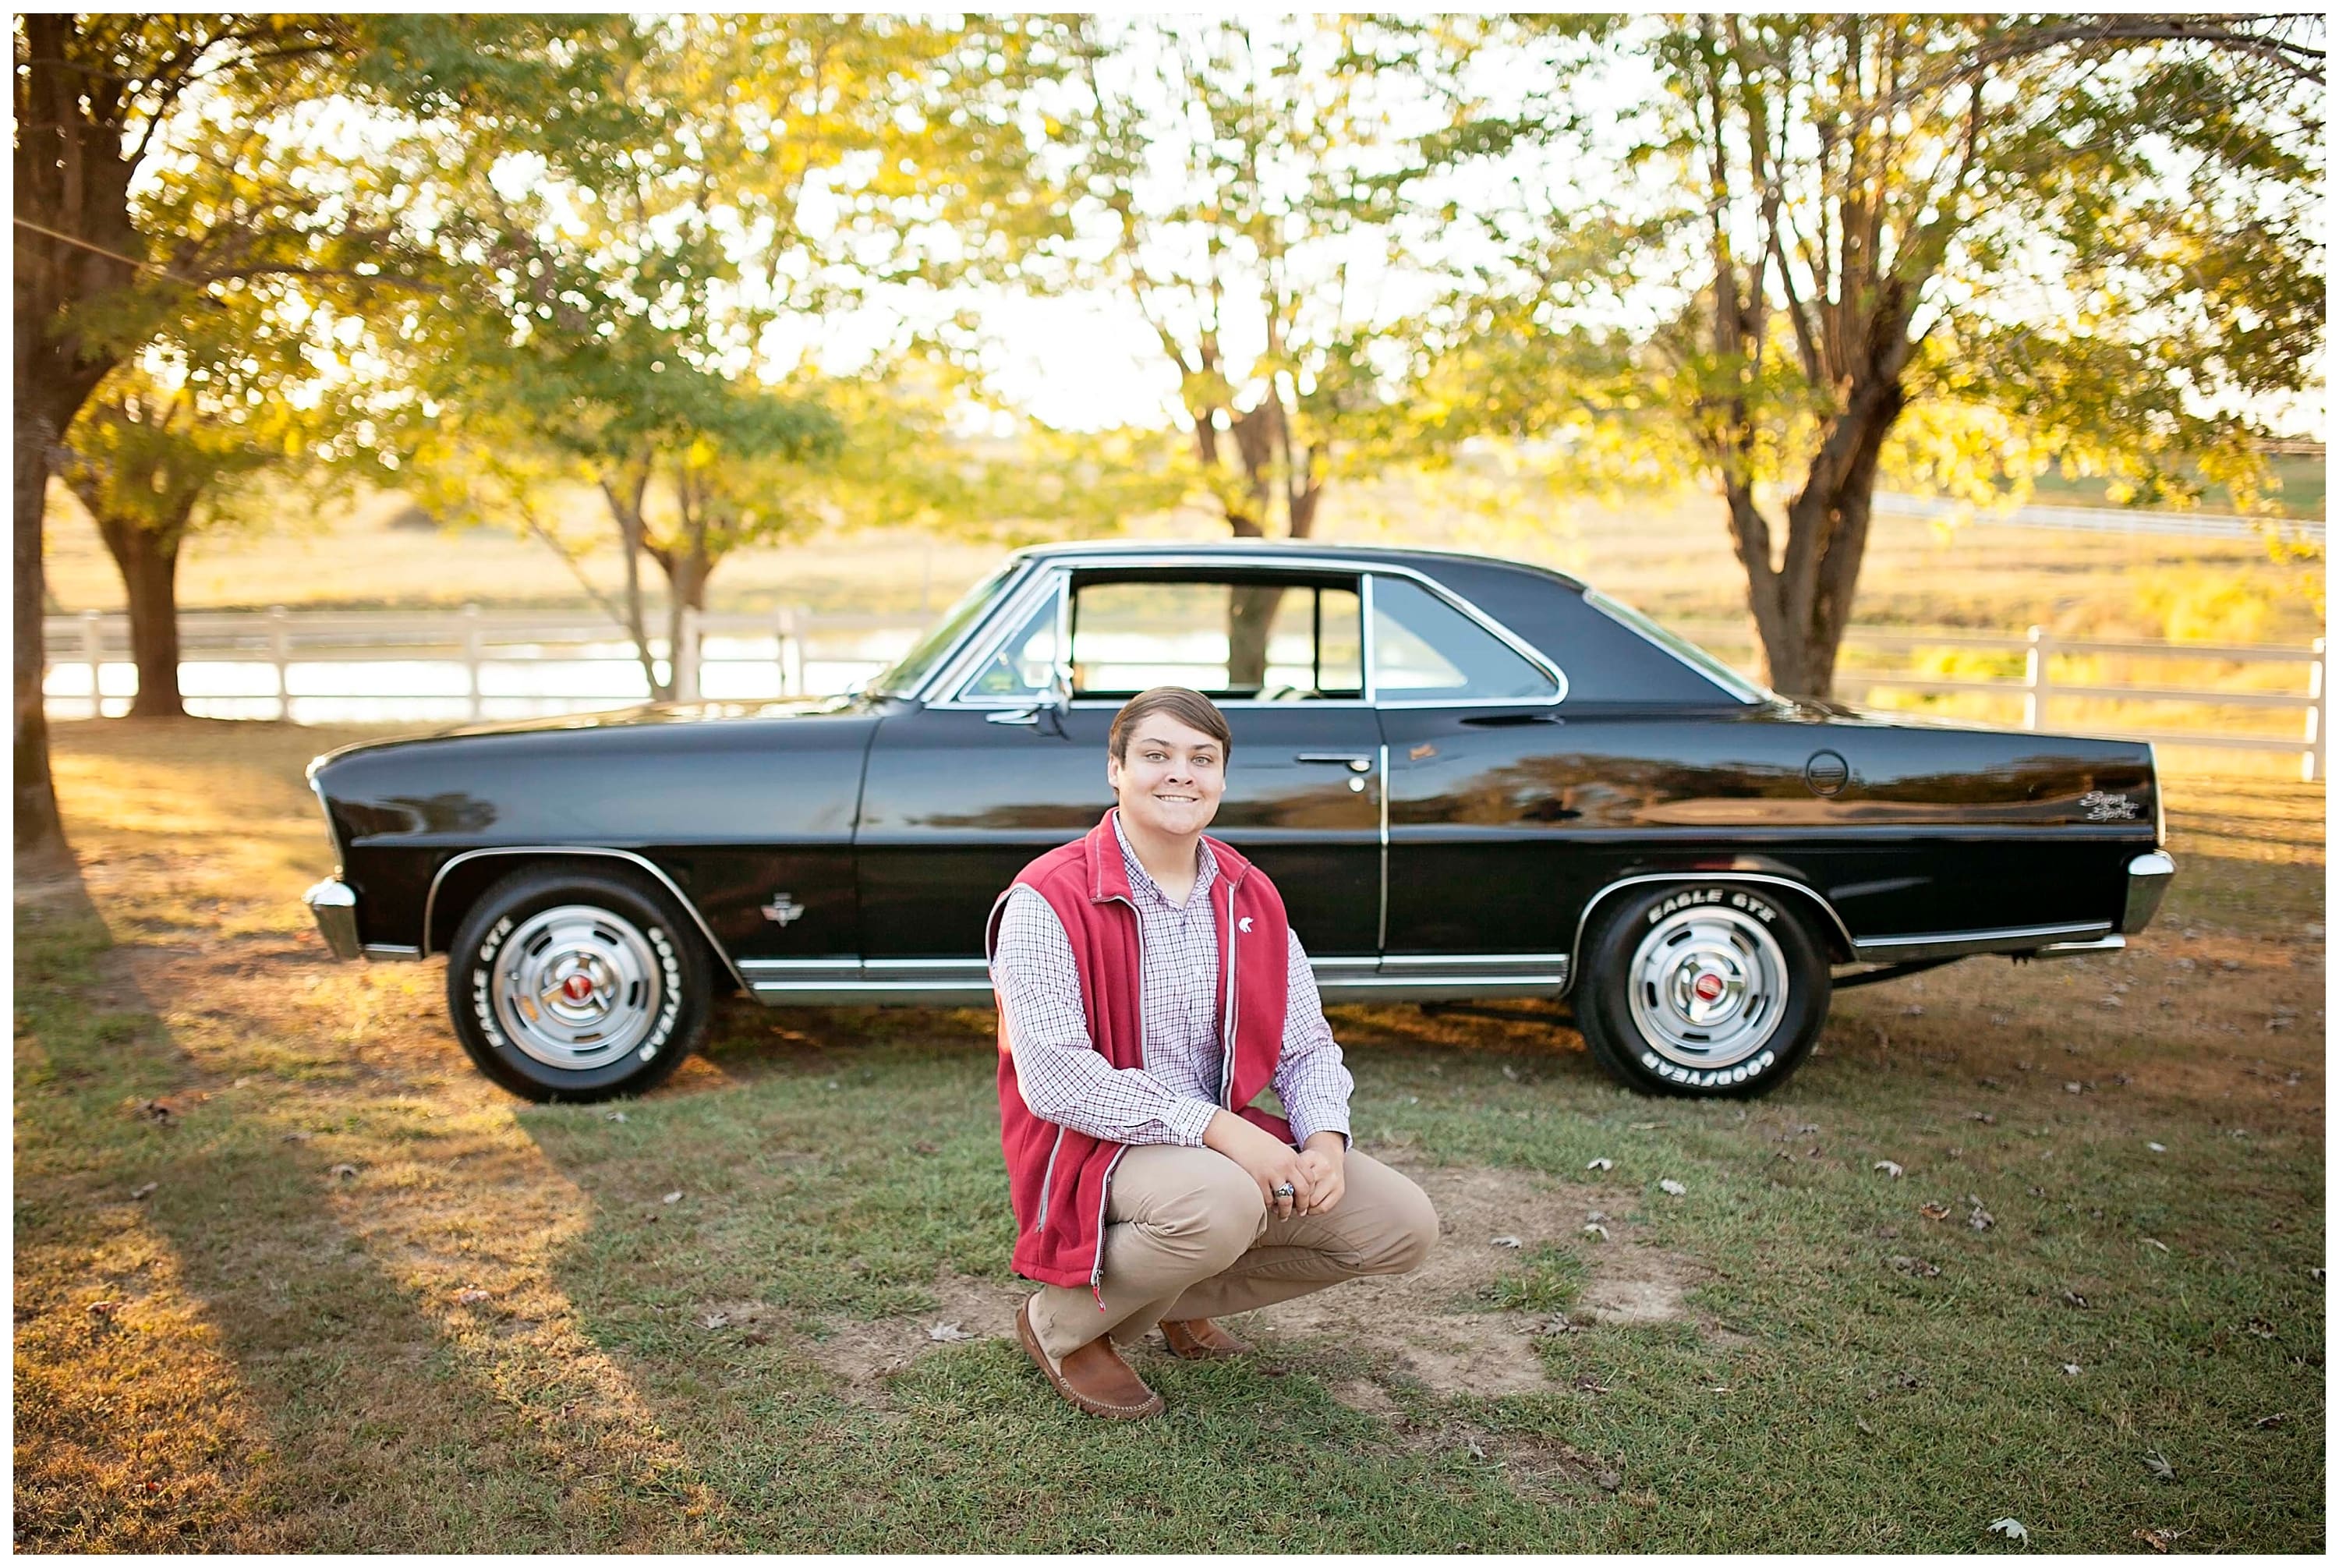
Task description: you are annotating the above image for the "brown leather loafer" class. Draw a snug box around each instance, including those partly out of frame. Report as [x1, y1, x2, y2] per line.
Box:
[1018, 1297, 1165, 1419]
[1160, 1317, 1252, 1361]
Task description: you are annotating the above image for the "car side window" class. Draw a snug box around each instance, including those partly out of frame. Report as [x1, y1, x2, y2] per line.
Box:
[1371, 575, 1559, 702]
[1067, 576, 1363, 700]
[958, 590, 1062, 699]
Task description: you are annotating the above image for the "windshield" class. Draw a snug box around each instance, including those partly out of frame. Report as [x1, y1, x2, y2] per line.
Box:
[866, 561, 1024, 697]
[1582, 589, 1770, 704]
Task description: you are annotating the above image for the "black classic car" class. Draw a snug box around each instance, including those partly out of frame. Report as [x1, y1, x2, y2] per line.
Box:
[303, 540, 2174, 1102]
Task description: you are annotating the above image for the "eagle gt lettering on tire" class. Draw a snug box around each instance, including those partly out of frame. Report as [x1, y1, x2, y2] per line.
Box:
[445, 864, 710, 1103]
[1573, 881, 1831, 1098]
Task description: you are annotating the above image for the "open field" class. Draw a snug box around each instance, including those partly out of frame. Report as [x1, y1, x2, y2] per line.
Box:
[15, 719, 2324, 1551]
[44, 473, 2324, 650]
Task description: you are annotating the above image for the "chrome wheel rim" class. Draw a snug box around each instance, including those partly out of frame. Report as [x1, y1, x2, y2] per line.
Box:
[489, 904, 664, 1071]
[1626, 904, 1789, 1071]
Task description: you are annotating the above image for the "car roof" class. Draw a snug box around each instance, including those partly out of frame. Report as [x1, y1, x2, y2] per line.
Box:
[1007, 536, 1590, 593]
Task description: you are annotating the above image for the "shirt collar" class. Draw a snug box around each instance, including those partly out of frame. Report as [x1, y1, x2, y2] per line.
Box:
[1111, 809, 1217, 910]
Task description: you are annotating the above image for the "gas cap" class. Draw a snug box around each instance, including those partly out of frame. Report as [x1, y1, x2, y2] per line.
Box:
[1803, 750, 1850, 796]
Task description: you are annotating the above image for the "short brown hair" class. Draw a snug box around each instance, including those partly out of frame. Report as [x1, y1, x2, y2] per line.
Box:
[1109, 686, 1232, 762]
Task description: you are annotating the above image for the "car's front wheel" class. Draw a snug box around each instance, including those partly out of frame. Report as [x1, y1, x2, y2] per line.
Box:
[445, 864, 710, 1102]
[1573, 882, 1830, 1097]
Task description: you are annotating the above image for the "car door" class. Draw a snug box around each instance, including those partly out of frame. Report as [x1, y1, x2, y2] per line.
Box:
[1369, 571, 1575, 976]
[855, 562, 1385, 967]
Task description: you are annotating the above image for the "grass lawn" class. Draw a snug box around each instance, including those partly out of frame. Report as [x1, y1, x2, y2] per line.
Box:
[15, 718, 2325, 1551]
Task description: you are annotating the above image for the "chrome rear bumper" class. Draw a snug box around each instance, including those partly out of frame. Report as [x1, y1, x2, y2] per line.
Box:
[2123, 850, 2175, 933]
[303, 877, 362, 960]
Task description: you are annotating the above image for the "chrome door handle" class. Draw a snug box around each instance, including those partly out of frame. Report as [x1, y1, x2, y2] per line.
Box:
[1294, 752, 1374, 772]
[986, 706, 1041, 726]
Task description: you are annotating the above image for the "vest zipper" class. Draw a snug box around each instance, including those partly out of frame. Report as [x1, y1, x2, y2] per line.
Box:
[1219, 875, 1238, 1108]
[1092, 890, 1145, 1307]
[1034, 1124, 1067, 1232]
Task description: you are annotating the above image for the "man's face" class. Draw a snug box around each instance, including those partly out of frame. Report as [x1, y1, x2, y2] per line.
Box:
[1106, 716, 1226, 838]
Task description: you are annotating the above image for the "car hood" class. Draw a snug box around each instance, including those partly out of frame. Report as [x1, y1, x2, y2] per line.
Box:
[308, 692, 888, 771]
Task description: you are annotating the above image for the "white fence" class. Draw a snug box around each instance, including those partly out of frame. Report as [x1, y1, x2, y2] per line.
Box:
[44, 604, 2328, 779]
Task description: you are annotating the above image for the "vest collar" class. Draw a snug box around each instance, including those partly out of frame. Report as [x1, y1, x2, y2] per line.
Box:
[1085, 807, 1251, 904]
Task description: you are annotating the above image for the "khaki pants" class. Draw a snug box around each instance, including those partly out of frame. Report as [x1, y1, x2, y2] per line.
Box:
[1026, 1144, 1438, 1361]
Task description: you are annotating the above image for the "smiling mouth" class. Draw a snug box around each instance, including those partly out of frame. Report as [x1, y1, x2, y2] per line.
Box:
[1154, 793, 1198, 803]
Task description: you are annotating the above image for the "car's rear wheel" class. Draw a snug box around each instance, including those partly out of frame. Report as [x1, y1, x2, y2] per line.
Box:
[1574, 882, 1830, 1097]
[445, 864, 709, 1102]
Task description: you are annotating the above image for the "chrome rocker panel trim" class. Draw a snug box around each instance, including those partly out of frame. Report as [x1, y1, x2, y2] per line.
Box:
[735, 954, 1573, 1008]
[1848, 920, 2115, 965]
[419, 846, 752, 993]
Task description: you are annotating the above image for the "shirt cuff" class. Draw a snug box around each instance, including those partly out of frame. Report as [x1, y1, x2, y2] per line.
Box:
[1166, 1095, 1221, 1149]
[1286, 1112, 1351, 1151]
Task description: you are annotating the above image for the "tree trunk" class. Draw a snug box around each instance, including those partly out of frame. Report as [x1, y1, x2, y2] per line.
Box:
[92, 508, 187, 718]
[1224, 585, 1286, 692]
[596, 465, 665, 700]
[15, 405, 62, 848]
[1728, 373, 1906, 703]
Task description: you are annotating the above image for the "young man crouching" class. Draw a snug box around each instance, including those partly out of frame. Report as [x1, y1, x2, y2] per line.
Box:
[985, 685, 1439, 1418]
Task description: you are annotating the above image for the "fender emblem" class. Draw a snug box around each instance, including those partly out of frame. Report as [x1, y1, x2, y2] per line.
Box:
[761, 893, 806, 926]
[2078, 790, 2140, 822]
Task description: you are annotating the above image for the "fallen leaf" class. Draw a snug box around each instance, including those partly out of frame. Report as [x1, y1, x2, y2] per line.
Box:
[1902, 1004, 1924, 1016]
[913, 1140, 939, 1155]
[701, 1312, 731, 1330]
[2312, 1268, 2325, 1283]
[927, 1321, 974, 1342]
[2063, 1081, 2084, 1095]
[328, 1163, 358, 1180]
[1629, 1120, 1663, 1131]
[1920, 1202, 1952, 1222]
[2147, 1141, 2166, 1152]
[136, 1099, 174, 1123]
[2242, 1317, 2276, 1339]
[1584, 1210, 1608, 1223]
[1540, 1311, 1576, 1336]
[1874, 1160, 1903, 1178]
[1586, 1157, 1613, 1171]
[2141, 1237, 2169, 1253]
[1501, 1065, 1518, 1081]
[129, 1181, 157, 1201]
[1987, 1517, 2028, 1543]
[455, 1289, 490, 1305]
[1594, 1469, 1622, 1492]
[2142, 1450, 2176, 1483]
[1888, 1255, 1941, 1278]
[86, 1301, 121, 1319]
[1966, 1112, 1997, 1125]
[662, 1191, 683, 1205]
[2061, 1290, 2090, 1309]
[1581, 1223, 1610, 1241]
[1463, 1435, 1487, 1460]
[280, 1130, 314, 1143]
[1490, 1235, 1523, 1249]
[1793, 1123, 1820, 1134]
[2062, 1363, 2081, 1375]
[1968, 1203, 1995, 1232]
[604, 1111, 628, 1123]
[1658, 1179, 1686, 1196]
[2133, 1527, 2186, 1552]
[2252, 1412, 2286, 1429]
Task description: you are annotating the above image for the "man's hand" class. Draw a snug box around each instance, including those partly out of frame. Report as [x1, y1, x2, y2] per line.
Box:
[1296, 1132, 1346, 1216]
[1202, 1110, 1311, 1219]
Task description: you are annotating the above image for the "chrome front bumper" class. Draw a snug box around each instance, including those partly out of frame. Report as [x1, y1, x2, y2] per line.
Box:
[303, 877, 363, 960]
[2123, 850, 2175, 933]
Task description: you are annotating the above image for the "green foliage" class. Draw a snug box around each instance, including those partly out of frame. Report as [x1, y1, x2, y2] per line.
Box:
[1030, 17, 1499, 536]
[1433, 15, 2325, 693]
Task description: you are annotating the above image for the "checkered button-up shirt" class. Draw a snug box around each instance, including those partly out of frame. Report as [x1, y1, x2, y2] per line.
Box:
[990, 816, 1354, 1150]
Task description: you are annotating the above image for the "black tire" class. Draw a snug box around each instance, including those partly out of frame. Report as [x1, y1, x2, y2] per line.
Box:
[444, 863, 711, 1102]
[1573, 881, 1831, 1098]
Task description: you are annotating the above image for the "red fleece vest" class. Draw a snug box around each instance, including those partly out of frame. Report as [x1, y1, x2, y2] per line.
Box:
[985, 809, 1293, 1295]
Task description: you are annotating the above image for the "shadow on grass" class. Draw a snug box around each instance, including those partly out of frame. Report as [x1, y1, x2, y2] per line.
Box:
[13, 842, 728, 1550]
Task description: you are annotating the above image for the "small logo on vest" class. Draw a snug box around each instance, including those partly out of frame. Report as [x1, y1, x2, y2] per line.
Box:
[1238, 915, 1254, 933]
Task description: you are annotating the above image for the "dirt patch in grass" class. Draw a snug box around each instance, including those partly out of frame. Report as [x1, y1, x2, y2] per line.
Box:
[780, 1161, 1716, 1407]
[795, 1269, 1034, 1399]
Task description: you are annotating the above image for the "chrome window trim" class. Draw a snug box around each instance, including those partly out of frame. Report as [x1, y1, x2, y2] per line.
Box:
[305, 759, 347, 876]
[1365, 568, 1566, 708]
[924, 553, 1571, 711]
[1565, 872, 1858, 997]
[420, 845, 749, 993]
